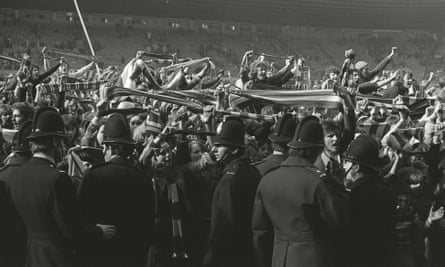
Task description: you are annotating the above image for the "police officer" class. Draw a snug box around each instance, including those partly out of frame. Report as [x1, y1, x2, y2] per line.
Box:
[8, 107, 115, 267]
[77, 113, 155, 267]
[204, 117, 261, 267]
[0, 120, 32, 267]
[342, 134, 397, 267]
[253, 113, 297, 176]
[252, 115, 349, 267]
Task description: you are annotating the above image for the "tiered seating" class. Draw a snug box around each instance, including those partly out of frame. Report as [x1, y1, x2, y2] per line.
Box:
[1, 20, 444, 81]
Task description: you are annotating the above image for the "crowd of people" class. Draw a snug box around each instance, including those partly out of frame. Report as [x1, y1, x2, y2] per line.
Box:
[1, 28, 445, 267]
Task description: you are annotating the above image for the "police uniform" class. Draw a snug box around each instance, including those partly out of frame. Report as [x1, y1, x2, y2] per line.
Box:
[0, 120, 32, 267]
[253, 153, 287, 176]
[0, 161, 28, 267]
[77, 113, 155, 266]
[204, 117, 261, 267]
[253, 113, 297, 176]
[252, 116, 349, 267]
[78, 157, 155, 266]
[8, 108, 103, 267]
[9, 157, 102, 267]
[343, 134, 397, 267]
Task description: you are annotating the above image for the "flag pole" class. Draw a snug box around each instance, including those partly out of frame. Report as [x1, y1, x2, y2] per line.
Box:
[73, 0, 101, 75]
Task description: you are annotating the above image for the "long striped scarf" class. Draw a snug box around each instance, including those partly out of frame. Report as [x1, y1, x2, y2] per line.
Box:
[229, 89, 342, 108]
[358, 95, 433, 119]
[357, 117, 424, 147]
[37, 81, 102, 95]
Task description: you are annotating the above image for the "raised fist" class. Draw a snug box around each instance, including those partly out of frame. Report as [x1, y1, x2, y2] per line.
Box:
[345, 49, 355, 59]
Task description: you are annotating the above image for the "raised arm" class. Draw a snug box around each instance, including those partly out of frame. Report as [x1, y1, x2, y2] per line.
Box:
[364, 47, 396, 80]
[240, 50, 253, 83]
[266, 57, 295, 85]
[36, 58, 62, 84]
[182, 61, 211, 89]
[69, 60, 96, 79]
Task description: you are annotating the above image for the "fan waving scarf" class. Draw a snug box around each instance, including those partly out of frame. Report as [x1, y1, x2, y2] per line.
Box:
[37, 81, 102, 95]
[229, 89, 342, 109]
[104, 86, 204, 113]
[357, 94, 433, 120]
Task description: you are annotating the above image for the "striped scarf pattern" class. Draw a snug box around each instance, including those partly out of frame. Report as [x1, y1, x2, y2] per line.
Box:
[38, 81, 102, 95]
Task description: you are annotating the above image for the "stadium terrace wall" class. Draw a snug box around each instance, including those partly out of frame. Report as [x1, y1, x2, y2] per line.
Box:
[0, 8, 439, 35]
[2, 0, 445, 30]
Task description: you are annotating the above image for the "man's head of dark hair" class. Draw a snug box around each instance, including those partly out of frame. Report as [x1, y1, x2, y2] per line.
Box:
[321, 120, 342, 136]
[12, 102, 34, 121]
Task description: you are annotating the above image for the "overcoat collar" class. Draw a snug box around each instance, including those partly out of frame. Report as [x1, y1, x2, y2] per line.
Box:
[29, 156, 56, 167]
[223, 156, 249, 173]
[351, 174, 380, 191]
[280, 155, 313, 167]
[107, 156, 133, 166]
[264, 153, 287, 164]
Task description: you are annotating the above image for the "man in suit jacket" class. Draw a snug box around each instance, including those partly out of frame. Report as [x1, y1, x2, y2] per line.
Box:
[253, 113, 297, 176]
[8, 107, 115, 267]
[77, 113, 155, 267]
[252, 116, 349, 267]
[314, 94, 356, 179]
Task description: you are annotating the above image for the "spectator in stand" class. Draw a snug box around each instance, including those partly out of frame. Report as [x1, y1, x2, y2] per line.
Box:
[11, 102, 34, 130]
[17, 57, 61, 102]
[239, 50, 295, 89]
[0, 104, 13, 129]
[382, 79, 408, 98]
[322, 66, 340, 89]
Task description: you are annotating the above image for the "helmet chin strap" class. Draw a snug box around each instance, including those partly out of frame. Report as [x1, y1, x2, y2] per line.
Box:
[343, 164, 355, 188]
[217, 148, 237, 165]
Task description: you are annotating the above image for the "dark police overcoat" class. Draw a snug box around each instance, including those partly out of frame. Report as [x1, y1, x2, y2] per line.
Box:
[252, 155, 349, 267]
[253, 153, 287, 177]
[203, 156, 261, 267]
[8, 156, 102, 267]
[0, 155, 30, 267]
[77, 156, 155, 266]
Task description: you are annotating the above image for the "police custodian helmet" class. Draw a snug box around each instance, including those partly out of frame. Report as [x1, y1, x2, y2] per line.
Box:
[102, 113, 136, 145]
[287, 115, 324, 149]
[27, 107, 66, 140]
[344, 134, 379, 171]
[269, 113, 297, 144]
[214, 117, 245, 148]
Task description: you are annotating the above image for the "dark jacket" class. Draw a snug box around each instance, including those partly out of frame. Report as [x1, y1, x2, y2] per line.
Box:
[253, 153, 287, 176]
[0, 155, 30, 267]
[77, 156, 155, 266]
[347, 175, 397, 267]
[360, 55, 392, 82]
[8, 156, 102, 267]
[17, 63, 60, 102]
[204, 156, 261, 267]
[240, 62, 294, 89]
[252, 155, 349, 267]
